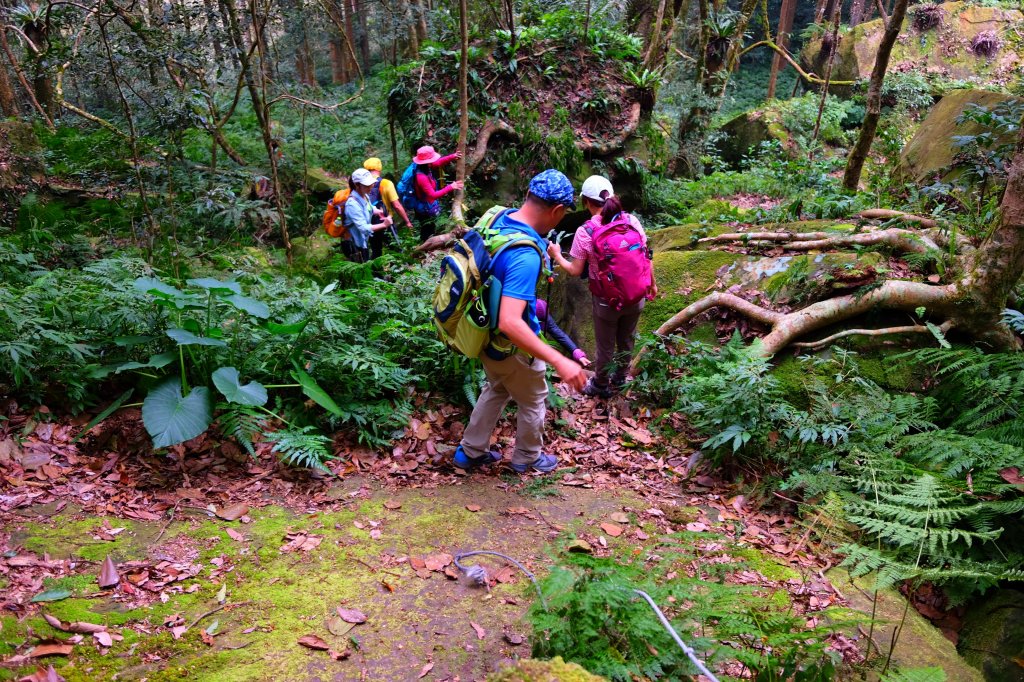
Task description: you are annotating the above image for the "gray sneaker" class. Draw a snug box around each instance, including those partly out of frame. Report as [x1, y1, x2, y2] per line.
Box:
[509, 453, 558, 473]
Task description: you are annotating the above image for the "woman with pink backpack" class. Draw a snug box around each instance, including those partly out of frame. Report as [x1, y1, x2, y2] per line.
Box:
[547, 176, 657, 398]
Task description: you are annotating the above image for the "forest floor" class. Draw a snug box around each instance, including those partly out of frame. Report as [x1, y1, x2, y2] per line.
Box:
[0, 388, 949, 681]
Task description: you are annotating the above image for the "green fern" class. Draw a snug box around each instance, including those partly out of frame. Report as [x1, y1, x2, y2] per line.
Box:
[217, 403, 264, 456]
[265, 426, 334, 472]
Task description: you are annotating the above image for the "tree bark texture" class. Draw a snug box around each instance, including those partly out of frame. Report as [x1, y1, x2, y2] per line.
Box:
[452, 0, 469, 226]
[766, 0, 796, 100]
[0, 61, 18, 116]
[842, 0, 909, 190]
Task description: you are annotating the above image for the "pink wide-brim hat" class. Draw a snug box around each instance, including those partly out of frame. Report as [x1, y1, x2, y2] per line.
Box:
[413, 145, 441, 165]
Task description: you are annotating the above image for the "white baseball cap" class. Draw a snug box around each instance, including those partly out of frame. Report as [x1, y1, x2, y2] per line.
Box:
[580, 175, 614, 202]
[351, 168, 376, 186]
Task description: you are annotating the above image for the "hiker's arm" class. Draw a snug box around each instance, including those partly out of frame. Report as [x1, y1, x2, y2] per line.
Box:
[415, 173, 455, 201]
[545, 316, 590, 366]
[546, 242, 585, 277]
[498, 297, 586, 391]
[344, 199, 373, 242]
[391, 200, 413, 228]
[432, 152, 461, 168]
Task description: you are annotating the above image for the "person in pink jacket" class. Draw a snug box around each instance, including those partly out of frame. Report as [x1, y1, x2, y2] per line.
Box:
[410, 145, 463, 242]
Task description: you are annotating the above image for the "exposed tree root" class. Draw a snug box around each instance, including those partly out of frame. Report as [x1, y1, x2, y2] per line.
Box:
[579, 102, 642, 156]
[790, 321, 953, 351]
[466, 119, 518, 175]
[858, 208, 937, 228]
[630, 280, 959, 373]
[697, 227, 942, 254]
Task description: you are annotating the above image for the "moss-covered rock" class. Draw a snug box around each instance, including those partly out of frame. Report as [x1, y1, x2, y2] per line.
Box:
[717, 106, 796, 165]
[827, 567, 984, 681]
[898, 89, 1024, 185]
[1, 120, 44, 224]
[488, 657, 607, 681]
[801, 2, 1024, 92]
[290, 232, 335, 271]
[959, 588, 1024, 682]
[304, 166, 345, 197]
[640, 250, 746, 336]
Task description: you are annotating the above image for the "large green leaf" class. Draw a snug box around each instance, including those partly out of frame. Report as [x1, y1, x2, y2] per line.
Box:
[88, 351, 176, 379]
[266, 320, 308, 335]
[212, 367, 268, 406]
[142, 380, 213, 448]
[291, 364, 343, 417]
[225, 294, 270, 319]
[187, 277, 242, 294]
[134, 277, 185, 298]
[114, 335, 157, 347]
[166, 328, 228, 347]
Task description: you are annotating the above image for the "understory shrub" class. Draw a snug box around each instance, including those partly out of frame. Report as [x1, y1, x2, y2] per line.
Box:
[633, 337, 1024, 604]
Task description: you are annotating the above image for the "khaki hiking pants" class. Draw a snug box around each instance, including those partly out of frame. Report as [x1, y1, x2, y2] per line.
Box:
[593, 297, 645, 390]
[460, 352, 548, 467]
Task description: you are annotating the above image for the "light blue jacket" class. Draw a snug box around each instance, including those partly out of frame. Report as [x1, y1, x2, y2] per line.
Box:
[344, 191, 374, 249]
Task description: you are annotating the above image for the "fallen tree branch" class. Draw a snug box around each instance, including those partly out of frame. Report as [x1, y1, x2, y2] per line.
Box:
[790, 321, 953, 351]
[737, 39, 856, 87]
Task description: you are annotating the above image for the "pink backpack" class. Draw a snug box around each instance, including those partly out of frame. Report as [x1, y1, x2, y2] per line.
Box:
[587, 212, 653, 309]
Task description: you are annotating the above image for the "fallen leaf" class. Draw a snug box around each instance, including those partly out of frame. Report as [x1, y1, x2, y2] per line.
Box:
[443, 565, 460, 580]
[216, 503, 249, 521]
[504, 631, 524, 646]
[170, 626, 188, 639]
[18, 665, 66, 682]
[226, 528, 245, 542]
[383, 500, 402, 510]
[216, 583, 227, 604]
[635, 529, 649, 541]
[927, 274, 941, 283]
[424, 553, 453, 572]
[29, 643, 74, 657]
[42, 615, 106, 635]
[506, 506, 530, 515]
[685, 522, 708, 532]
[999, 467, 1024, 485]
[465, 504, 481, 512]
[326, 616, 354, 637]
[200, 630, 215, 646]
[297, 634, 330, 650]
[609, 512, 630, 524]
[409, 557, 427, 570]
[600, 522, 623, 537]
[493, 566, 517, 584]
[328, 648, 350, 660]
[93, 631, 113, 647]
[97, 556, 119, 589]
[336, 607, 367, 624]
[31, 589, 72, 603]
[418, 662, 434, 678]
[470, 621, 485, 640]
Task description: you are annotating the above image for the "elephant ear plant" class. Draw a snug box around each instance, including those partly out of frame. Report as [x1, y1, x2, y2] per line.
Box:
[91, 276, 341, 470]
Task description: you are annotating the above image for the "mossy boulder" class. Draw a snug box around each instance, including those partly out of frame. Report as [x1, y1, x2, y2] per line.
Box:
[290, 232, 335, 270]
[717, 107, 795, 165]
[304, 166, 345, 198]
[801, 2, 1024, 92]
[1, 120, 43, 223]
[959, 588, 1024, 681]
[488, 657, 607, 681]
[827, 568, 984, 681]
[898, 89, 1024, 185]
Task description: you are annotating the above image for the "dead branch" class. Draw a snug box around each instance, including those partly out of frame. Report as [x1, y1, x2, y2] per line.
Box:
[737, 39, 856, 87]
[699, 227, 939, 253]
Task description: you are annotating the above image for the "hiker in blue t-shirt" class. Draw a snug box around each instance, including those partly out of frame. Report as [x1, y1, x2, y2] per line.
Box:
[454, 170, 588, 475]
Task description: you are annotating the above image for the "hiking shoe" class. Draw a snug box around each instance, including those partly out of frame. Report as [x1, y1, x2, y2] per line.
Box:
[453, 445, 502, 470]
[581, 378, 612, 399]
[509, 453, 559, 474]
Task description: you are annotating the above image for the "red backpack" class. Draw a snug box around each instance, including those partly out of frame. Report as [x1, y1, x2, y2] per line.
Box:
[587, 213, 653, 309]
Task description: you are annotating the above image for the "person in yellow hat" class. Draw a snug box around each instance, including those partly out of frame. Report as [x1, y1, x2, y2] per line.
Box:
[363, 157, 413, 259]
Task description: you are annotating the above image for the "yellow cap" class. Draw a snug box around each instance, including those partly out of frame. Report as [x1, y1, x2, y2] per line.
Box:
[363, 157, 383, 172]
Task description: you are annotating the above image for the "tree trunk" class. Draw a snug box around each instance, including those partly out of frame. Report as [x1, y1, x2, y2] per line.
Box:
[22, 21, 53, 116]
[766, 0, 796, 100]
[354, 0, 371, 72]
[343, 0, 358, 75]
[329, 38, 347, 83]
[202, 0, 225, 65]
[842, 0, 909, 190]
[410, 0, 428, 45]
[812, 0, 841, 76]
[850, 0, 866, 26]
[452, 0, 469, 226]
[642, 0, 668, 69]
[0, 61, 18, 116]
[627, 0, 656, 38]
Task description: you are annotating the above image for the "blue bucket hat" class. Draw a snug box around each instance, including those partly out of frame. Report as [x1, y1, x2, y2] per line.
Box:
[528, 169, 576, 209]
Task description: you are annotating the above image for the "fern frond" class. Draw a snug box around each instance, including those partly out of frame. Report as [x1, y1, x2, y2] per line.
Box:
[217, 403, 264, 456]
[881, 666, 947, 682]
[265, 425, 334, 472]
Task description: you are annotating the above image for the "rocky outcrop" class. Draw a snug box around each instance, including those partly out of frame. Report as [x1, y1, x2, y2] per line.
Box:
[898, 89, 1024, 185]
[959, 588, 1024, 682]
[801, 2, 1024, 91]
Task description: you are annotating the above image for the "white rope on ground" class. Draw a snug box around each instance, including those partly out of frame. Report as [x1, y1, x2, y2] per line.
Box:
[454, 549, 719, 680]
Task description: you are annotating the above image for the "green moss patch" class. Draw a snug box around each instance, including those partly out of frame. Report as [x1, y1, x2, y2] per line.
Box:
[640, 250, 744, 336]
